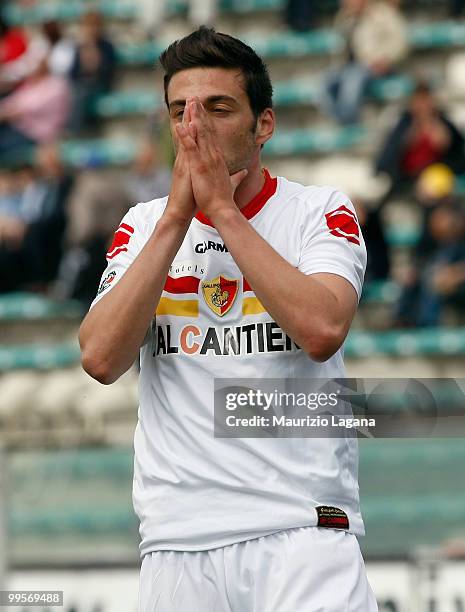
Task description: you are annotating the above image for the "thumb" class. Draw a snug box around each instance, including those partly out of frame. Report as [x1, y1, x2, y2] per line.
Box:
[230, 168, 248, 193]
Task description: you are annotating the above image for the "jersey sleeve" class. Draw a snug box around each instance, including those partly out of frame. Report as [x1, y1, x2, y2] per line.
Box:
[298, 188, 367, 301]
[89, 206, 141, 310]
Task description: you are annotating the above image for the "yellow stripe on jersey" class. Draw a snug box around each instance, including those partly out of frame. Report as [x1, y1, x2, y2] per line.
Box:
[156, 297, 199, 317]
[242, 296, 266, 315]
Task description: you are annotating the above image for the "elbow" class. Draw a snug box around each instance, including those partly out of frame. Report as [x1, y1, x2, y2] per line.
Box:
[79, 321, 120, 385]
[81, 350, 118, 385]
[301, 325, 346, 363]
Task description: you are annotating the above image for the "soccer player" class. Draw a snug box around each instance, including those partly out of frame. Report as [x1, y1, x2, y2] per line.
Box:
[79, 27, 378, 612]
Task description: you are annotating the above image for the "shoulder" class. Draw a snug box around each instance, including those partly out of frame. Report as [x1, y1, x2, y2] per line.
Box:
[126, 196, 169, 232]
[277, 177, 361, 244]
[277, 177, 353, 215]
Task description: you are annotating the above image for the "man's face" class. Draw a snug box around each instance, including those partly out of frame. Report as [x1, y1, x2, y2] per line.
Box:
[167, 67, 268, 175]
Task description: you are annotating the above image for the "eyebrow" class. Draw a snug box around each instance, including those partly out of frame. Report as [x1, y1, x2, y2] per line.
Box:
[168, 95, 238, 110]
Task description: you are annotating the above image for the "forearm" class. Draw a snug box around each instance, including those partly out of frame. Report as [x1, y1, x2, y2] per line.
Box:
[212, 208, 347, 359]
[79, 213, 190, 383]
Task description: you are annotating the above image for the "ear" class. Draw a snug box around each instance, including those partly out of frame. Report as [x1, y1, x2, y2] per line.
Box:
[255, 108, 275, 147]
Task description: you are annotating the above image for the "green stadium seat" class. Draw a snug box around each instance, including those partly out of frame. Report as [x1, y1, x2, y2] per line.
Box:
[4, 0, 136, 24]
[221, 0, 283, 11]
[117, 42, 162, 66]
[113, 23, 465, 66]
[0, 293, 83, 321]
[7, 442, 465, 558]
[359, 439, 465, 556]
[264, 125, 367, 155]
[91, 74, 412, 120]
[4, 0, 280, 25]
[0, 126, 369, 169]
[93, 90, 160, 117]
[385, 225, 420, 248]
[9, 448, 137, 538]
[0, 343, 80, 371]
[456, 173, 465, 193]
[360, 280, 401, 303]
[367, 74, 414, 101]
[60, 138, 138, 166]
[409, 21, 465, 49]
[346, 327, 465, 358]
[0, 326, 463, 371]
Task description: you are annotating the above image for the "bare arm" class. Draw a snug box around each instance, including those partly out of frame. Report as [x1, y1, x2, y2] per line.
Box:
[79, 112, 197, 384]
[177, 97, 363, 362]
[78, 213, 191, 384]
[212, 208, 358, 362]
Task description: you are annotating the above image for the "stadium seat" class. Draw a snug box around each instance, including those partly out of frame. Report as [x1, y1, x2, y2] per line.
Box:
[360, 280, 401, 304]
[4, 0, 280, 25]
[115, 23, 465, 66]
[385, 225, 420, 248]
[445, 52, 465, 98]
[0, 126, 369, 169]
[0, 293, 83, 321]
[346, 327, 465, 358]
[359, 439, 465, 556]
[409, 21, 465, 49]
[0, 371, 42, 423]
[6, 441, 465, 558]
[0, 343, 80, 371]
[92, 75, 413, 120]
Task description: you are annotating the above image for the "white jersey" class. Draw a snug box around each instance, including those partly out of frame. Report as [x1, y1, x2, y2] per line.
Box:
[91, 170, 367, 556]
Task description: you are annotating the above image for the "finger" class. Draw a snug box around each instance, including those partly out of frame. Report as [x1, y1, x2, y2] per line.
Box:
[187, 118, 197, 142]
[176, 123, 198, 154]
[191, 99, 214, 151]
[182, 99, 191, 127]
[230, 168, 248, 194]
[182, 99, 198, 143]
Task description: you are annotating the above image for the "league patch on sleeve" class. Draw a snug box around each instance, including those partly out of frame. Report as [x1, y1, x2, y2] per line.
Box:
[97, 271, 116, 295]
[316, 505, 349, 530]
[325, 205, 360, 245]
[107, 223, 134, 259]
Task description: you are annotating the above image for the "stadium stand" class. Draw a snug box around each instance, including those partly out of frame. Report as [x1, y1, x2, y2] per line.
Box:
[6, 440, 465, 564]
[1, 0, 465, 580]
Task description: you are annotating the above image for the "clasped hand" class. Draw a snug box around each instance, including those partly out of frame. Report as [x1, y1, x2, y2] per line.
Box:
[169, 97, 247, 224]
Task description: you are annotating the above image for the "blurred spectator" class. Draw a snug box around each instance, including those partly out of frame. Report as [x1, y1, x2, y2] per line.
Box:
[284, 0, 315, 32]
[126, 138, 172, 204]
[0, 16, 49, 93]
[0, 17, 27, 69]
[54, 136, 172, 304]
[0, 144, 74, 292]
[42, 20, 76, 79]
[0, 15, 27, 92]
[375, 82, 465, 199]
[0, 53, 71, 157]
[54, 170, 131, 305]
[392, 164, 463, 327]
[135, 0, 217, 37]
[354, 199, 390, 282]
[394, 202, 465, 327]
[321, 0, 409, 125]
[69, 11, 116, 132]
[414, 164, 457, 258]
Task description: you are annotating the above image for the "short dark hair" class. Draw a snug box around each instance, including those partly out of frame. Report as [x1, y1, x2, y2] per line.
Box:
[159, 27, 273, 120]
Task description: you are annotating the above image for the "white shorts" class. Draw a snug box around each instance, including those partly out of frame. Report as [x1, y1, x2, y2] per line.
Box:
[138, 526, 379, 611]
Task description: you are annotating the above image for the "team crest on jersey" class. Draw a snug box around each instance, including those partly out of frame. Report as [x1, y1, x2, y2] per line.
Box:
[202, 276, 239, 317]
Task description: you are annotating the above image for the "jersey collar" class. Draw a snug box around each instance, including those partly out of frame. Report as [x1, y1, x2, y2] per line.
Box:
[194, 168, 278, 228]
